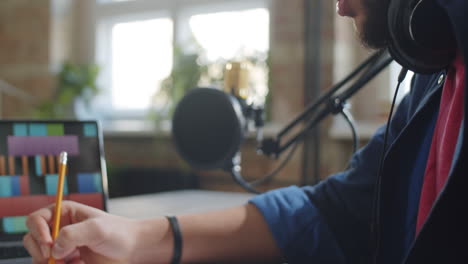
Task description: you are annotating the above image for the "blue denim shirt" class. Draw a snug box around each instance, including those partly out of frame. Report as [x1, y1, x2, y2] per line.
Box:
[249, 71, 445, 263]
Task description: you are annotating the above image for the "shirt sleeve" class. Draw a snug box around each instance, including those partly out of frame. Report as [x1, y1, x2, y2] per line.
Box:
[249, 186, 346, 263]
[248, 76, 434, 263]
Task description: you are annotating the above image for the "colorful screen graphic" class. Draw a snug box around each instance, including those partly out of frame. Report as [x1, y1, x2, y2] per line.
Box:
[0, 122, 106, 235]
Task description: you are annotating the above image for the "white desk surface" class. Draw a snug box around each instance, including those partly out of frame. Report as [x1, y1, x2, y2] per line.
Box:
[108, 190, 254, 219]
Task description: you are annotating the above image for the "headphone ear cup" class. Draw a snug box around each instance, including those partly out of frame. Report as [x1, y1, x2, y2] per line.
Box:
[388, 0, 456, 74]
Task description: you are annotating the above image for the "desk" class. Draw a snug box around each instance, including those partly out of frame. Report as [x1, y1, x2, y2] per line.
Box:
[108, 190, 254, 218]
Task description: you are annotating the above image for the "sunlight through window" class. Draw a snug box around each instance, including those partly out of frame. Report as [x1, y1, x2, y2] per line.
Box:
[111, 18, 173, 110]
[189, 8, 269, 62]
[189, 8, 270, 105]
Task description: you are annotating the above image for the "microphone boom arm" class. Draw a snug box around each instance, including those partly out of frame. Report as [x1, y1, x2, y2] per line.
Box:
[259, 51, 394, 158]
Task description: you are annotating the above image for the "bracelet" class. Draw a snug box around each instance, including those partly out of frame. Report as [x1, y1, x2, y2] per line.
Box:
[166, 216, 183, 264]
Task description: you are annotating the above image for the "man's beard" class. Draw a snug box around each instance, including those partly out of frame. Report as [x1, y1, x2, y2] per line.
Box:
[359, 0, 391, 50]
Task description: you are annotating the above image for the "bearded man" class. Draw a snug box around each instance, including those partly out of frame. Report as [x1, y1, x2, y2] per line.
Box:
[24, 0, 468, 263]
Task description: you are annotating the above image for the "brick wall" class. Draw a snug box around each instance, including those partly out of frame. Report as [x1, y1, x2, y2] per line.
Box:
[0, 0, 54, 117]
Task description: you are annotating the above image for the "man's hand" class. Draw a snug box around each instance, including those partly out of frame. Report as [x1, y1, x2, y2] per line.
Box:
[23, 201, 138, 264]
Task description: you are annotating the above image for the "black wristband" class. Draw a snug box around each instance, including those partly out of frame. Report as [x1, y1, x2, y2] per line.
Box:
[166, 216, 183, 264]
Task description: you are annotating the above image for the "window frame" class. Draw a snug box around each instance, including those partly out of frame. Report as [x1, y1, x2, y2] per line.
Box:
[87, 0, 271, 120]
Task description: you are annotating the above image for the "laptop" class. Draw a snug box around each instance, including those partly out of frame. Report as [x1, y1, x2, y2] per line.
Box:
[0, 120, 108, 263]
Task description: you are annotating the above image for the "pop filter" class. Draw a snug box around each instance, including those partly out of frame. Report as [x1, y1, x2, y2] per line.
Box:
[172, 87, 246, 170]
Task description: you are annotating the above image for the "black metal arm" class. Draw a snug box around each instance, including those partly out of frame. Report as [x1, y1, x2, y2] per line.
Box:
[259, 50, 393, 158]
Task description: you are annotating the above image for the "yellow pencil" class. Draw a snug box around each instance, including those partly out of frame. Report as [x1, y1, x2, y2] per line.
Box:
[48, 152, 68, 264]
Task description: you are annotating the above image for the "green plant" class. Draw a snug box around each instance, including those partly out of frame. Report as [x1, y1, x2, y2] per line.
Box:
[150, 46, 207, 122]
[35, 62, 100, 119]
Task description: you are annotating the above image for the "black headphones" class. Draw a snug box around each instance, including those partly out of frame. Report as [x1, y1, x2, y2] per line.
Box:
[387, 0, 457, 74]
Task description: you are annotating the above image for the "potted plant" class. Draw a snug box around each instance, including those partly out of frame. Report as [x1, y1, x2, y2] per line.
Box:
[35, 62, 100, 119]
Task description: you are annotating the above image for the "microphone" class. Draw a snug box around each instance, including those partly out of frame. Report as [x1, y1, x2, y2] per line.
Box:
[172, 87, 247, 171]
[172, 51, 393, 193]
[172, 61, 265, 171]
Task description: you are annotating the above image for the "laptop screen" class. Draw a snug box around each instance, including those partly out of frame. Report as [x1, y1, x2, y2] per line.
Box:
[0, 121, 108, 238]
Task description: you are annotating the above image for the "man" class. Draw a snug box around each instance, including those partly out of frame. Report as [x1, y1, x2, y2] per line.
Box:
[24, 0, 468, 263]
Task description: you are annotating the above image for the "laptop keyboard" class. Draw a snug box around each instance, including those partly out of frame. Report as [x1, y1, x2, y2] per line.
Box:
[0, 245, 30, 259]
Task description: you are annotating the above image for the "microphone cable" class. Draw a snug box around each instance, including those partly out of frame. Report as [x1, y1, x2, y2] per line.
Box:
[250, 142, 300, 187]
[341, 107, 359, 156]
[231, 164, 262, 194]
[339, 107, 359, 172]
[371, 67, 409, 263]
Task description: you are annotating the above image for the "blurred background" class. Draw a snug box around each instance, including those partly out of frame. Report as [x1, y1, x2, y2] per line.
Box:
[0, 0, 412, 197]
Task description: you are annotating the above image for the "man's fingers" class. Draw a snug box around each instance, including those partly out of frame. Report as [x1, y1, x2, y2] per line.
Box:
[23, 233, 48, 262]
[26, 207, 54, 245]
[69, 260, 85, 264]
[52, 219, 104, 259]
[25, 201, 100, 246]
[62, 248, 81, 263]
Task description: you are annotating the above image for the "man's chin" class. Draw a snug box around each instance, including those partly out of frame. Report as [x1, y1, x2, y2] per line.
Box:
[356, 18, 389, 50]
[358, 0, 391, 50]
[358, 32, 388, 50]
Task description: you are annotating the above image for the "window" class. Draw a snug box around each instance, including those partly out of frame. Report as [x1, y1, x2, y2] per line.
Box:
[189, 9, 269, 61]
[187, 8, 270, 105]
[89, 0, 270, 121]
[111, 18, 173, 110]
